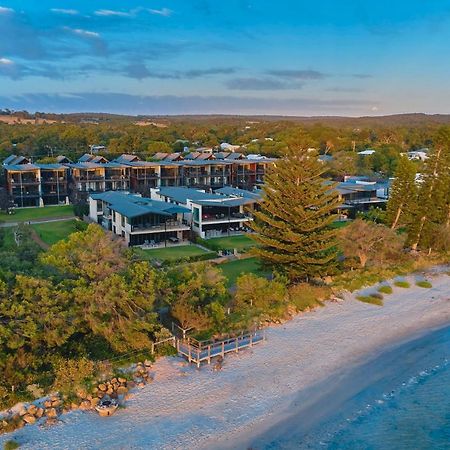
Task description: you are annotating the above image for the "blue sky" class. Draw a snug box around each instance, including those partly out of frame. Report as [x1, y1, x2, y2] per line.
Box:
[1, 0, 450, 115]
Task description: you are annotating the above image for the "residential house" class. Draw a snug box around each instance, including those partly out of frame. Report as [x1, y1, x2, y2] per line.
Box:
[89, 191, 190, 246]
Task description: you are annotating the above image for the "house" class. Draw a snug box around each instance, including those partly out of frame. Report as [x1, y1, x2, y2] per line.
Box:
[357, 149, 376, 156]
[152, 152, 184, 161]
[56, 155, 72, 164]
[78, 154, 109, 164]
[220, 143, 241, 152]
[151, 186, 258, 239]
[89, 191, 190, 247]
[407, 150, 428, 161]
[114, 154, 141, 164]
[3, 155, 31, 166]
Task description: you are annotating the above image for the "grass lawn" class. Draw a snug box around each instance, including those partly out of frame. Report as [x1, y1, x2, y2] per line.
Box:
[0, 205, 74, 223]
[31, 219, 83, 246]
[330, 220, 351, 229]
[202, 235, 256, 252]
[0, 228, 17, 249]
[135, 245, 213, 262]
[219, 256, 270, 287]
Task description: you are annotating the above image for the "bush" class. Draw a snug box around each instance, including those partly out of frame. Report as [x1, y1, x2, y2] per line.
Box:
[288, 283, 330, 312]
[52, 358, 96, 395]
[356, 294, 384, 306]
[4, 441, 20, 450]
[416, 280, 432, 288]
[378, 285, 393, 294]
[394, 280, 410, 288]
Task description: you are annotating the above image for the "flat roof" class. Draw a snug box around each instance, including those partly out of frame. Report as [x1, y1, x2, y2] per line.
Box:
[5, 163, 68, 171]
[91, 191, 189, 219]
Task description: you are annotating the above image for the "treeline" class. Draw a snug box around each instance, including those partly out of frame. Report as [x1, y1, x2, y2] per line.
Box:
[0, 118, 442, 175]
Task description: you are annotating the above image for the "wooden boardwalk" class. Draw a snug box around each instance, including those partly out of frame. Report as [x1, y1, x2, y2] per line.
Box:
[176, 330, 266, 367]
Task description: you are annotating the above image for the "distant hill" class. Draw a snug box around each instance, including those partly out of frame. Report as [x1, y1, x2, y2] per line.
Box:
[2, 110, 450, 127]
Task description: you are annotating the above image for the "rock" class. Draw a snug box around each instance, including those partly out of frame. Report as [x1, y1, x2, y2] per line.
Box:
[70, 402, 79, 410]
[86, 394, 93, 401]
[124, 393, 133, 401]
[51, 399, 61, 408]
[90, 398, 100, 408]
[44, 399, 52, 408]
[118, 377, 127, 384]
[50, 396, 60, 403]
[45, 408, 58, 418]
[127, 381, 136, 389]
[106, 388, 113, 396]
[109, 392, 118, 399]
[27, 404, 38, 415]
[144, 359, 152, 367]
[98, 383, 107, 392]
[35, 408, 44, 418]
[79, 400, 91, 410]
[97, 391, 105, 399]
[111, 377, 118, 384]
[18, 406, 28, 416]
[23, 414, 36, 424]
[137, 382, 146, 389]
[46, 417, 58, 426]
[116, 386, 128, 395]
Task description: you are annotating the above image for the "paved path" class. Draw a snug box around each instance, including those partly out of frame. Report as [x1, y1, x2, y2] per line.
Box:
[0, 216, 75, 227]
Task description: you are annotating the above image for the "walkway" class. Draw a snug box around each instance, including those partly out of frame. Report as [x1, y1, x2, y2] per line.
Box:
[0, 216, 75, 228]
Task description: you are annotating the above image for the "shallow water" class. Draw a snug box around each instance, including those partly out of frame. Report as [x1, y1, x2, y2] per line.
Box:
[252, 325, 450, 450]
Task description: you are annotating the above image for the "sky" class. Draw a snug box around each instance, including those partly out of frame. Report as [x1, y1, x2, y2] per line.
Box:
[1, 0, 450, 116]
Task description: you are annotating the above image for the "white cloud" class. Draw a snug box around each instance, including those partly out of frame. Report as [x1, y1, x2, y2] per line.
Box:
[64, 27, 100, 38]
[0, 57, 14, 65]
[148, 8, 172, 17]
[371, 106, 379, 112]
[51, 8, 79, 15]
[0, 6, 14, 14]
[95, 9, 132, 17]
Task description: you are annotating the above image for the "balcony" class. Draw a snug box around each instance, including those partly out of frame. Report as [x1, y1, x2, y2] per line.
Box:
[10, 178, 39, 185]
[201, 212, 252, 224]
[127, 219, 190, 234]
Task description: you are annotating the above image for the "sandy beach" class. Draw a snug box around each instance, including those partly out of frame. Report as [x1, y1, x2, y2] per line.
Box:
[1, 270, 449, 450]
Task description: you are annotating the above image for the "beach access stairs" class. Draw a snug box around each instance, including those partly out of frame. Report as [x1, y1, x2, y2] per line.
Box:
[174, 329, 266, 367]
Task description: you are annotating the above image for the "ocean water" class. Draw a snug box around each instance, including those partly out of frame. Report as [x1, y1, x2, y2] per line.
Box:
[251, 325, 450, 450]
[325, 333, 450, 450]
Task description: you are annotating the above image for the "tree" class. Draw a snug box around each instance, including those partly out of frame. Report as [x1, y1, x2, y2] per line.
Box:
[249, 148, 340, 281]
[386, 157, 418, 229]
[408, 128, 450, 251]
[339, 219, 405, 269]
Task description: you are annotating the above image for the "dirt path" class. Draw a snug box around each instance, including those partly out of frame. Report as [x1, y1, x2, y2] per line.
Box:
[29, 227, 50, 250]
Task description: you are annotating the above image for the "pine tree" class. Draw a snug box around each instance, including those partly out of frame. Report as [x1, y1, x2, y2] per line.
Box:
[386, 157, 418, 229]
[409, 127, 450, 251]
[249, 148, 340, 281]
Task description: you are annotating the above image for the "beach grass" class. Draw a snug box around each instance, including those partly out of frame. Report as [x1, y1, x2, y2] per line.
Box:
[394, 281, 411, 288]
[356, 293, 384, 306]
[3, 440, 20, 450]
[31, 219, 84, 246]
[0, 205, 74, 223]
[416, 280, 432, 288]
[378, 285, 393, 294]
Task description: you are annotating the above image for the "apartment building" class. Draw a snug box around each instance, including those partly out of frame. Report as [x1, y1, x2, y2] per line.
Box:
[89, 191, 190, 246]
[151, 186, 259, 239]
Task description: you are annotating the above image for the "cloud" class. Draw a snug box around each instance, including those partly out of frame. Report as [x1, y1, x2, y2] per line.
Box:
[0, 6, 14, 14]
[0, 57, 13, 65]
[267, 69, 327, 80]
[326, 87, 362, 93]
[352, 73, 373, 79]
[0, 92, 377, 116]
[50, 8, 79, 15]
[225, 77, 300, 90]
[122, 64, 236, 80]
[64, 27, 100, 38]
[94, 10, 132, 18]
[148, 8, 173, 17]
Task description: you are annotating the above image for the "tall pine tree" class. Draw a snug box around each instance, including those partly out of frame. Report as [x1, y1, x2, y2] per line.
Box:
[409, 127, 450, 251]
[249, 148, 340, 281]
[386, 156, 418, 229]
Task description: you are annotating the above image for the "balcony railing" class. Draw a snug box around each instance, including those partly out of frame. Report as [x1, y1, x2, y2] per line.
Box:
[129, 220, 189, 232]
[201, 213, 252, 223]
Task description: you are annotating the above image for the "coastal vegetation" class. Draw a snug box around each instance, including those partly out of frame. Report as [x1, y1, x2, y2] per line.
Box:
[394, 280, 411, 288]
[378, 285, 393, 294]
[416, 280, 432, 288]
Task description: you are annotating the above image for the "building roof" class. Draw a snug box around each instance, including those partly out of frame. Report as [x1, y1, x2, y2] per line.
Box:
[91, 191, 189, 219]
[56, 155, 72, 163]
[215, 186, 262, 200]
[67, 162, 126, 169]
[78, 154, 109, 163]
[357, 149, 376, 156]
[3, 155, 30, 165]
[4, 163, 68, 171]
[114, 154, 141, 164]
[158, 187, 257, 207]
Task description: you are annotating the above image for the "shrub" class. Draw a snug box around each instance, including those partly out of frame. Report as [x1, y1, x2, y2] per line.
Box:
[416, 280, 432, 288]
[394, 280, 410, 288]
[288, 283, 330, 312]
[52, 358, 96, 395]
[356, 294, 384, 306]
[4, 440, 20, 450]
[378, 285, 393, 294]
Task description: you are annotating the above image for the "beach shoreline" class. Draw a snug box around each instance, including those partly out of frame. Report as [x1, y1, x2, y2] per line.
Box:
[1, 270, 449, 450]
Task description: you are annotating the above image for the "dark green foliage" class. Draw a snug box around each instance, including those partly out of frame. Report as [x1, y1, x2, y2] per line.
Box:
[356, 294, 384, 306]
[394, 280, 410, 288]
[250, 149, 340, 281]
[378, 285, 393, 294]
[416, 280, 432, 288]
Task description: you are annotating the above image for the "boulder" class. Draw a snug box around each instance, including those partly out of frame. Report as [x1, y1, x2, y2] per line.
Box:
[90, 398, 100, 408]
[118, 377, 127, 384]
[27, 404, 38, 415]
[98, 383, 107, 392]
[116, 386, 128, 395]
[46, 408, 58, 418]
[111, 377, 118, 384]
[70, 403, 79, 410]
[23, 414, 36, 425]
[127, 381, 136, 389]
[18, 406, 28, 416]
[137, 382, 146, 389]
[144, 359, 152, 368]
[35, 408, 44, 419]
[51, 399, 61, 408]
[43, 400, 52, 408]
[46, 417, 58, 426]
[79, 400, 91, 410]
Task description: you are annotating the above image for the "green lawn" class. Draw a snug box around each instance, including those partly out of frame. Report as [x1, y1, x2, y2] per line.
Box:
[0, 205, 74, 223]
[218, 256, 270, 287]
[330, 220, 351, 229]
[201, 235, 256, 252]
[31, 219, 84, 246]
[0, 228, 17, 249]
[135, 245, 213, 262]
